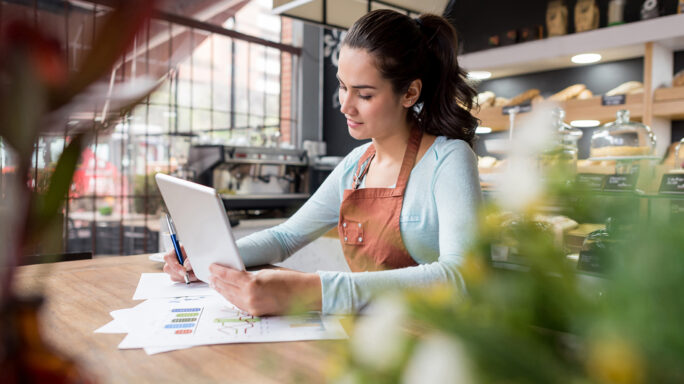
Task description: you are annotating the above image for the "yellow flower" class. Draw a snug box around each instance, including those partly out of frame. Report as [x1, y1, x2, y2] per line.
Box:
[587, 337, 644, 384]
[461, 252, 488, 285]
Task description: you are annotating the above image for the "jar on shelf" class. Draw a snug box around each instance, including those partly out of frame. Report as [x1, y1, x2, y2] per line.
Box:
[539, 107, 583, 173]
[589, 109, 656, 159]
[673, 137, 684, 172]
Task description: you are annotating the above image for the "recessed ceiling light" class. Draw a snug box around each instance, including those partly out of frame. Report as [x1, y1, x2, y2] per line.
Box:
[475, 126, 492, 134]
[570, 119, 601, 127]
[571, 53, 602, 64]
[468, 71, 492, 80]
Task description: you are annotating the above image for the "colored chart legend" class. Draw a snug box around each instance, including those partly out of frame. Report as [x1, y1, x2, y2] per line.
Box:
[163, 306, 203, 336]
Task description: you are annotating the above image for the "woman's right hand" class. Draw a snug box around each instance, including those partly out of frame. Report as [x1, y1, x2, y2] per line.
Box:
[162, 244, 198, 283]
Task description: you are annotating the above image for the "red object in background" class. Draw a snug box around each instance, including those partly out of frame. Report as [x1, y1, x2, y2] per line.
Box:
[70, 147, 126, 199]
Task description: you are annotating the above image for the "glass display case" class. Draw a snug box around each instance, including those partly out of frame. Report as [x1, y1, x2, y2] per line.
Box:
[589, 109, 656, 160]
[539, 107, 583, 173]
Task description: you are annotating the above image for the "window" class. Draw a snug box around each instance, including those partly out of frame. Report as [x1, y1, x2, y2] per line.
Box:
[0, 0, 301, 256]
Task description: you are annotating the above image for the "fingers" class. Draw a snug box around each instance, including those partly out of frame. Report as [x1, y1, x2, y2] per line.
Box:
[162, 247, 192, 282]
[163, 262, 186, 283]
[209, 264, 251, 286]
[211, 276, 250, 312]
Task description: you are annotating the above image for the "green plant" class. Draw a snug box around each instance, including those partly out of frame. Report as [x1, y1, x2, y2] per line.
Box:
[0, 2, 160, 379]
[330, 109, 684, 383]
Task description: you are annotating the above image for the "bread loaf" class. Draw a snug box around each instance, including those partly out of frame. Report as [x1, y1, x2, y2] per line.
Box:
[590, 145, 651, 158]
[477, 91, 496, 108]
[606, 81, 643, 96]
[674, 70, 684, 87]
[577, 89, 594, 99]
[493, 97, 509, 107]
[549, 84, 587, 101]
[547, 0, 568, 37]
[575, 0, 600, 32]
[504, 89, 541, 106]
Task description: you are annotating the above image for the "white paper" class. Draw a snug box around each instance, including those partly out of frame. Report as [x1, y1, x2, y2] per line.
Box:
[132, 273, 219, 300]
[94, 305, 146, 333]
[118, 295, 347, 350]
[94, 319, 127, 333]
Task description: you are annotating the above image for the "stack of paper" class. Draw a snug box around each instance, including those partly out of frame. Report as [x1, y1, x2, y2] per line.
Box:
[95, 273, 347, 355]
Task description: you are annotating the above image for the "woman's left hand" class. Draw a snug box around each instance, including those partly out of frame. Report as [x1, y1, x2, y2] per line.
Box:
[208, 264, 322, 316]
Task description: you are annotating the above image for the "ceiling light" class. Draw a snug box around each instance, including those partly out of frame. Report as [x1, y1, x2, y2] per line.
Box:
[571, 53, 602, 64]
[468, 71, 492, 80]
[475, 126, 492, 134]
[570, 119, 601, 128]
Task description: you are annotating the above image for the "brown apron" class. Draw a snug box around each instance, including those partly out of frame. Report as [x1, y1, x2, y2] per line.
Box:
[338, 126, 422, 272]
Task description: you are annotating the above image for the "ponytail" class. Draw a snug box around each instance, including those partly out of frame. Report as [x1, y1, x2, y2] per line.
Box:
[343, 10, 478, 146]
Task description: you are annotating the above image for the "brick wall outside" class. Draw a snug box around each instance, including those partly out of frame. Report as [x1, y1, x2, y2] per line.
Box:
[280, 17, 293, 144]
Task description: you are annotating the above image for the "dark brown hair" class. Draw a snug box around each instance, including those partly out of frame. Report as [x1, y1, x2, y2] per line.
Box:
[342, 9, 478, 146]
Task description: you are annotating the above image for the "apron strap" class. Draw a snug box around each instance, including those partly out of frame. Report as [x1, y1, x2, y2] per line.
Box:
[352, 147, 376, 190]
[351, 125, 423, 191]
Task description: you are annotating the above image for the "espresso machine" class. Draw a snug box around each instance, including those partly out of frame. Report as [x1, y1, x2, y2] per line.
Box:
[187, 145, 310, 212]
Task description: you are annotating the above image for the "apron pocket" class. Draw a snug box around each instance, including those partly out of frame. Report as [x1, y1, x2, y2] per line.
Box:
[341, 219, 365, 245]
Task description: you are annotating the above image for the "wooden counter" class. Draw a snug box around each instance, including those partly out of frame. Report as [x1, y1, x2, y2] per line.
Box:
[12, 255, 340, 383]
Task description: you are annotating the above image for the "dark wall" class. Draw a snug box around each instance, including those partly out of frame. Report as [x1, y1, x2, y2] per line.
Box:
[447, 0, 680, 54]
[477, 57, 644, 98]
[322, 28, 370, 157]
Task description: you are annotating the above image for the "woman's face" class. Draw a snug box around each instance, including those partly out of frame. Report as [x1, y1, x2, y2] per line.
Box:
[337, 46, 411, 141]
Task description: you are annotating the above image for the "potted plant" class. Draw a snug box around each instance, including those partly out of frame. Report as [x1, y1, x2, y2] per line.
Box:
[0, 1, 161, 380]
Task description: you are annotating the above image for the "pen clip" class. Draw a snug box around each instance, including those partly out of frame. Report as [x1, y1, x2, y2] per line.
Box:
[165, 213, 176, 235]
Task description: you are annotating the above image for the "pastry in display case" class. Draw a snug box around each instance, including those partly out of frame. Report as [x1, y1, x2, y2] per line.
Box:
[671, 138, 684, 173]
[589, 109, 656, 159]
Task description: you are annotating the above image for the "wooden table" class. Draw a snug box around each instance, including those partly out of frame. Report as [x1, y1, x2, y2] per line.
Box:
[13, 255, 342, 383]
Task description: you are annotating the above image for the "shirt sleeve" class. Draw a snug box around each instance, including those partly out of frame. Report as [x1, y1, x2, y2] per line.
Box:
[235, 150, 357, 267]
[317, 140, 482, 314]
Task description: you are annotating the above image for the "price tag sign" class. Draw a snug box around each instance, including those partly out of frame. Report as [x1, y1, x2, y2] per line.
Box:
[603, 174, 638, 192]
[659, 173, 684, 194]
[601, 94, 626, 106]
[576, 173, 606, 190]
[577, 250, 607, 273]
[502, 101, 532, 115]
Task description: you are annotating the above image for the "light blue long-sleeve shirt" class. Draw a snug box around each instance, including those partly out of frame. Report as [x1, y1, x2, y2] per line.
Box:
[236, 136, 482, 314]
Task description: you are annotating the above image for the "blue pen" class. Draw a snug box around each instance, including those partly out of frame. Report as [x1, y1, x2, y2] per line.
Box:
[166, 213, 190, 284]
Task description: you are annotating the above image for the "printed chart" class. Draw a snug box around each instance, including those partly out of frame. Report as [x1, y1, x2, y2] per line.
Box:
[118, 295, 346, 349]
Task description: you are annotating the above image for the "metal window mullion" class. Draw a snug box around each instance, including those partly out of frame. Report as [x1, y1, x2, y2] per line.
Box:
[263, 47, 267, 130]
[62, 0, 71, 253]
[143, 19, 150, 253]
[118, 53, 126, 255]
[247, 42, 251, 130]
[90, 2, 98, 256]
[230, 33, 236, 133]
[210, 32, 214, 137]
[189, 28, 194, 135]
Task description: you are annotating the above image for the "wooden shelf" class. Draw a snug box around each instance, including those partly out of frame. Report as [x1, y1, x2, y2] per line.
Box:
[653, 86, 684, 120]
[475, 93, 644, 132]
[460, 13, 684, 79]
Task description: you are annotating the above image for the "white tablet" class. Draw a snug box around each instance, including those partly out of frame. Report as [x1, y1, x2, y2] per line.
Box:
[155, 173, 245, 282]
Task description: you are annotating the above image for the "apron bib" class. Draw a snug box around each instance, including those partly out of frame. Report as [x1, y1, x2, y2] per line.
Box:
[338, 126, 422, 272]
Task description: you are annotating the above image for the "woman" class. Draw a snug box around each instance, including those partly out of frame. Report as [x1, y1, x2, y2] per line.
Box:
[163, 9, 481, 316]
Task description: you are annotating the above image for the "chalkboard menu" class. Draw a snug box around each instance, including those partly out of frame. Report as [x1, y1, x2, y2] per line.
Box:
[603, 173, 638, 192]
[659, 173, 684, 194]
[576, 173, 606, 190]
